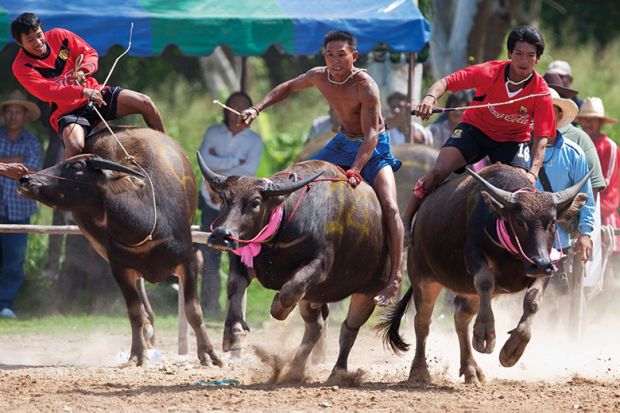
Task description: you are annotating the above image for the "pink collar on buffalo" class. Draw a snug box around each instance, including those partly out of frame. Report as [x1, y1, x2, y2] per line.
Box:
[495, 218, 564, 268]
[232, 205, 283, 268]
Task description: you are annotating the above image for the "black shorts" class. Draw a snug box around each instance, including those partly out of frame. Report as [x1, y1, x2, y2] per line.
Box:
[57, 86, 123, 137]
[443, 122, 531, 173]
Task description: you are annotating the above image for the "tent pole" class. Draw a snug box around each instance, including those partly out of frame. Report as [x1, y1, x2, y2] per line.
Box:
[407, 52, 417, 144]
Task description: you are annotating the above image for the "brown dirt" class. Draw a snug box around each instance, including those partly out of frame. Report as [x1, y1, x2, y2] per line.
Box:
[1, 310, 619, 413]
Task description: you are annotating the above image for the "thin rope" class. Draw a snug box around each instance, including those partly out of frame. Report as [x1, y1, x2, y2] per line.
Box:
[101, 22, 133, 89]
[431, 92, 551, 113]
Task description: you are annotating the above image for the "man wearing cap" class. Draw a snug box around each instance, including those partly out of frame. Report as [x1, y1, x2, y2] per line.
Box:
[543, 71, 606, 196]
[576, 97, 620, 253]
[10, 12, 165, 160]
[547, 60, 582, 108]
[533, 89, 594, 264]
[0, 90, 42, 319]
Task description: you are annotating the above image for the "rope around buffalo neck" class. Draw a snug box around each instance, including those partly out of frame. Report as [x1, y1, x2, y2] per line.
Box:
[88, 22, 157, 247]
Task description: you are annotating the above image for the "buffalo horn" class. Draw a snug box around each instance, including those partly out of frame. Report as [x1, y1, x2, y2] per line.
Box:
[197, 151, 226, 190]
[466, 168, 518, 208]
[551, 169, 593, 209]
[261, 170, 325, 197]
[88, 157, 145, 178]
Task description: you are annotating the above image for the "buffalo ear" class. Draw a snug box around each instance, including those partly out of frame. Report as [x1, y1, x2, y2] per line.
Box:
[557, 192, 588, 234]
[481, 191, 509, 220]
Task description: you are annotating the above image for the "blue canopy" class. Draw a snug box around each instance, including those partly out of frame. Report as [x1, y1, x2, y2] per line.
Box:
[0, 0, 431, 56]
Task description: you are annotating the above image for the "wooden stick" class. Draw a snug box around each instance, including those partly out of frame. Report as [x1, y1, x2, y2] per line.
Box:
[213, 99, 242, 116]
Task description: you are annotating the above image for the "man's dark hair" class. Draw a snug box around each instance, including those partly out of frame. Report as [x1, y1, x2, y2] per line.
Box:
[323, 30, 357, 50]
[11, 13, 41, 41]
[223, 91, 253, 125]
[507, 26, 545, 58]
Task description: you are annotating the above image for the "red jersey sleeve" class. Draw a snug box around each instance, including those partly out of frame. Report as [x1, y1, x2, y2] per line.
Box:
[12, 56, 84, 104]
[444, 61, 503, 92]
[532, 89, 556, 139]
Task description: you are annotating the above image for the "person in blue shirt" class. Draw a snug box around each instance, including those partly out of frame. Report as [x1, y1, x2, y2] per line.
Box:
[533, 88, 594, 263]
[0, 91, 42, 319]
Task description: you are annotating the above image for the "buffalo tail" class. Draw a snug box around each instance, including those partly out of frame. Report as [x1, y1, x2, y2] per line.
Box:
[375, 287, 413, 353]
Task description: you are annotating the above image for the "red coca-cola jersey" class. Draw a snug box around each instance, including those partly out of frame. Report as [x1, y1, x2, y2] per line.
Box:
[445, 60, 556, 143]
[12, 28, 100, 134]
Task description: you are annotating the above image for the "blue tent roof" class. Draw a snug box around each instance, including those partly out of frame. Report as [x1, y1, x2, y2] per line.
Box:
[0, 0, 431, 56]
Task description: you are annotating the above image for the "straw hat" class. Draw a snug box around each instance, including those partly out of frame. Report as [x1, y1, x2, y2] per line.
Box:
[549, 88, 578, 129]
[576, 96, 617, 124]
[0, 90, 40, 122]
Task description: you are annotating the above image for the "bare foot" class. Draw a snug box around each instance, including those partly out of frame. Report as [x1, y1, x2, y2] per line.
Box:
[374, 277, 402, 307]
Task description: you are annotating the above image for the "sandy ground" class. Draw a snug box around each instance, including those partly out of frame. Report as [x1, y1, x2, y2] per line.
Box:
[1, 299, 620, 413]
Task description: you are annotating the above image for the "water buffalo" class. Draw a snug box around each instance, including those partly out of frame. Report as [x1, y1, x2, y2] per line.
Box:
[379, 164, 590, 384]
[198, 154, 389, 383]
[18, 126, 222, 367]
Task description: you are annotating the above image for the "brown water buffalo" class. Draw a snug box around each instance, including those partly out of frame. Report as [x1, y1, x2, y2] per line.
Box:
[198, 154, 389, 383]
[18, 127, 222, 367]
[379, 164, 590, 384]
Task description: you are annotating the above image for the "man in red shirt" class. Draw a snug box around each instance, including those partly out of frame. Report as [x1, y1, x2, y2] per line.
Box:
[11, 13, 166, 160]
[402, 26, 556, 237]
[576, 97, 620, 251]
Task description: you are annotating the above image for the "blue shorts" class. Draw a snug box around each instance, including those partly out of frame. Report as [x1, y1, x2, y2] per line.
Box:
[310, 130, 402, 184]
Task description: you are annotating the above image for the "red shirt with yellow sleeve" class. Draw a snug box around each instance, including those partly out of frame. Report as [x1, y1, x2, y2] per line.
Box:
[444, 60, 555, 143]
[12, 28, 101, 134]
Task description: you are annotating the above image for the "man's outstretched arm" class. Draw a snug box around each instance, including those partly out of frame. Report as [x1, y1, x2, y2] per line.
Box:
[241, 68, 319, 125]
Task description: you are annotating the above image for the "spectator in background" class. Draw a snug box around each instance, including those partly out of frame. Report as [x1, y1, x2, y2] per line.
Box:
[385, 92, 431, 145]
[547, 60, 583, 108]
[0, 90, 42, 319]
[426, 90, 473, 149]
[576, 97, 620, 251]
[543, 72, 606, 197]
[197, 91, 263, 317]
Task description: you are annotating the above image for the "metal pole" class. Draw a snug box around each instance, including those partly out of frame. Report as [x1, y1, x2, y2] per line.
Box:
[406, 52, 416, 144]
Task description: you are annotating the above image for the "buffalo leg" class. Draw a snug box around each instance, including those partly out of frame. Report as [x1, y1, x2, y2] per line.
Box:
[472, 265, 496, 353]
[327, 293, 375, 383]
[223, 255, 251, 352]
[278, 299, 327, 383]
[408, 280, 443, 384]
[270, 258, 322, 320]
[454, 295, 485, 384]
[499, 277, 549, 367]
[177, 263, 223, 367]
[136, 277, 156, 348]
[110, 265, 148, 366]
[310, 304, 329, 365]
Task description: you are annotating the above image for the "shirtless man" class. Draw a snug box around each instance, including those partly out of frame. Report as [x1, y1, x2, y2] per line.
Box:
[11, 12, 165, 160]
[241, 30, 403, 306]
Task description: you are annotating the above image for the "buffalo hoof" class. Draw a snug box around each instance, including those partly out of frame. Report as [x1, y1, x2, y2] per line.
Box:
[223, 322, 246, 352]
[200, 352, 225, 368]
[473, 316, 496, 354]
[122, 354, 143, 368]
[499, 327, 531, 367]
[270, 293, 296, 321]
[276, 365, 306, 384]
[327, 368, 365, 387]
[143, 323, 155, 348]
[407, 364, 432, 385]
[459, 362, 486, 385]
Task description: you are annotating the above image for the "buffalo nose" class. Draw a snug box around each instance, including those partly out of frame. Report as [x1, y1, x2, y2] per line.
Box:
[208, 226, 236, 249]
[527, 257, 555, 278]
[19, 176, 30, 185]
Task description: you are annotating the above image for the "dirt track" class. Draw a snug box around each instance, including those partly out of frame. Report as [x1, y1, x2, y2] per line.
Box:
[1, 310, 620, 412]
